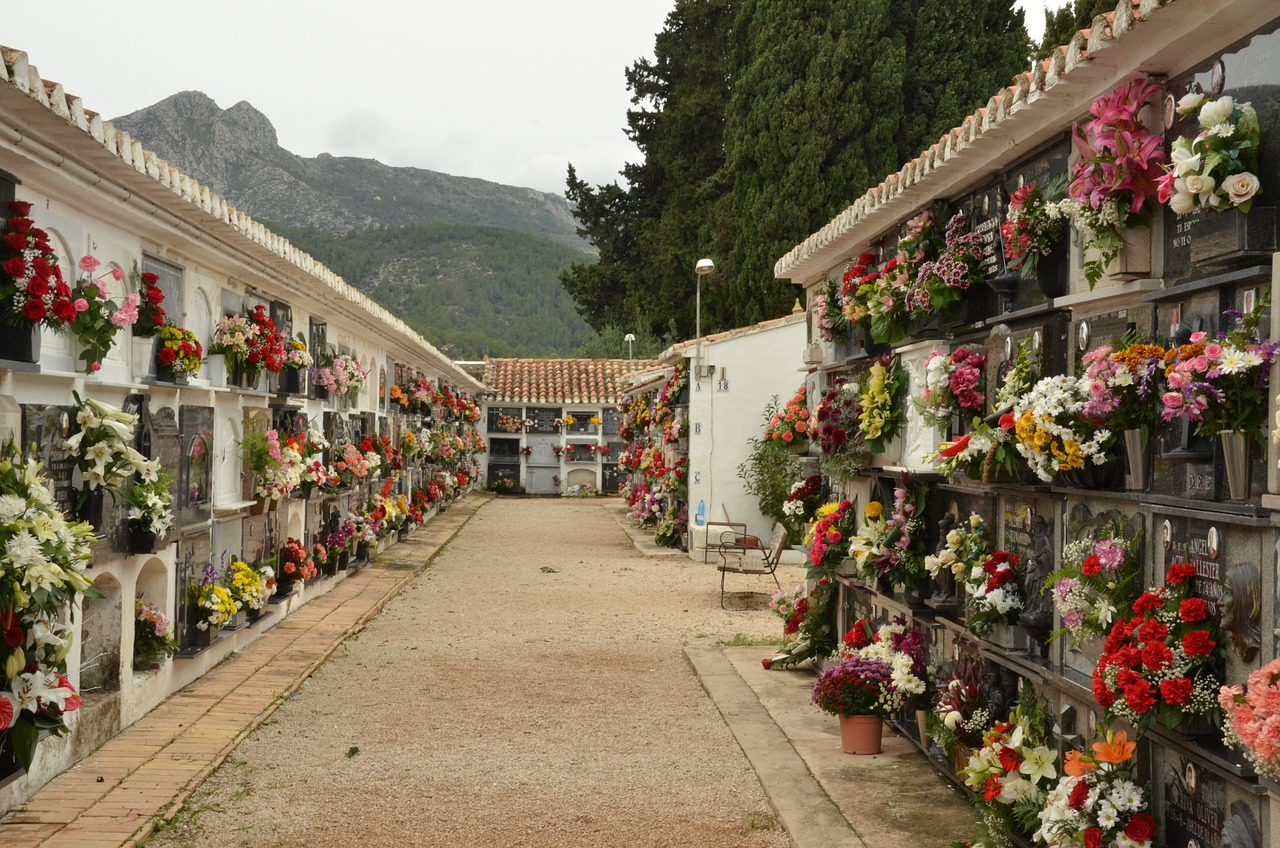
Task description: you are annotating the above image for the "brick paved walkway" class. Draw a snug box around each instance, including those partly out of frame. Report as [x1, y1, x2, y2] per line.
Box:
[0, 494, 489, 848]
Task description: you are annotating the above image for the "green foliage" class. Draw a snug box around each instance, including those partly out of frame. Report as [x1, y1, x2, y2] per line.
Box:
[266, 221, 593, 358]
[1037, 0, 1114, 60]
[571, 324, 670, 359]
[565, 0, 1030, 345]
[737, 398, 801, 529]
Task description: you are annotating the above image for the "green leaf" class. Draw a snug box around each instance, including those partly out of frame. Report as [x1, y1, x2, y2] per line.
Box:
[9, 717, 38, 772]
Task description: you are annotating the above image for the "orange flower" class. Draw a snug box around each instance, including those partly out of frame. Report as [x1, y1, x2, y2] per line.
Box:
[1092, 730, 1135, 764]
[1063, 750, 1096, 777]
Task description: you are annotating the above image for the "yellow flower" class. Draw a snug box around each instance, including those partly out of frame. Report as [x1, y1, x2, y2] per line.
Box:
[864, 502, 883, 519]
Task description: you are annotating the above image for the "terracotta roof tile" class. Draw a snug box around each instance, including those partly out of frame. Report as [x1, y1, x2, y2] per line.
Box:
[481, 358, 660, 404]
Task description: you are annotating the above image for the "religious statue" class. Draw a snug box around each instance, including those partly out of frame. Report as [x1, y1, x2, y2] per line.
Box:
[1018, 514, 1054, 651]
[1220, 562, 1261, 663]
[927, 509, 959, 609]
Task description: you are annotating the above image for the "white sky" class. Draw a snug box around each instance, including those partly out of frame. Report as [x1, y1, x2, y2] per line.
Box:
[5, 1, 1062, 196]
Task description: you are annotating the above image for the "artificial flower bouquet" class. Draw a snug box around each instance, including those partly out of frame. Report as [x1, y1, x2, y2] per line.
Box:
[1162, 296, 1277, 443]
[279, 537, 317, 583]
[1091, 563, 1222, 734]
[1079, 341, 1168, 435]
[858, 355, 905, 455]
[931, 647, 991, 760]
[155, 325, 203, 376]
[210, 313, 256, 370]
[960, 695, 1057, 846]
[226, 558, 269, 612]
[134, 598, 179, 662]
[768, 583, 808, 638]
[1161, 91, 1262, 216]
[847, 475, 927, 589]
[495, 413, 524, 433]
[316, 353, 367, 397]
[283, 338, 313, 370]
[838, 252, 879, 326]
[925, 512, 989, 585]
[1001, 174, 1070, 278]
[917, 347, 986, 433]
[1010, 375, 1114, 483]
[763, 578, 836, 669]
[64, 394, 161, 501]
[764, 383, 811, 448]
[1034, 728, 1155, 848]
[962, 550, 1026, 638]
[931, 340, 1037, 482]
[804, 499, 858, 571]
[813, 278, 847, 342]
[0, 439, 96, 771]
[0, 200, 73, 330]
[1068, 77, 1166, 288]
[908, 211, 986, 315]
[132, 266, 166, 336]
[781, 475, 824, 534]
[1045, 518, 1142, 649]
[1219, 658, 1280, 782]
[812, 379, 868, 482]
[68, 254, 138, 373]
[125, 471, 175, 539]
[189, 565, 239, 632]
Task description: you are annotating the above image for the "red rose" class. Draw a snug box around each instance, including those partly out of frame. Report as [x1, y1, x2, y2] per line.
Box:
[51, 298, 76, 322]
[157, 346, 177, 365]
[761, 658, 772, 670]
[1083, 827, 1103, 848]
[141, 272, 159, 285]
[1182, 629, 1215, 656]
[152, 309, 166, 327]
[1124, 812, 1155, 842]
[1081, 555, 1102, 576]
[31, 257, 50, 277]
[1160, 677, 1193, 705]
[1179, 597, 1209, 623]
[145, 286, 165, 304]
[2, 256, 26, 278]
[20, 299, 46, 321]
[7, 217, 32, 234]
[25, 275, 48, 297]
[1068, 779, 1090, 810]
[2, 232, 25, 251]
[8, 200, 32, 216]
[1166, 563, 1196, 584]
[54, 280, 70, 298]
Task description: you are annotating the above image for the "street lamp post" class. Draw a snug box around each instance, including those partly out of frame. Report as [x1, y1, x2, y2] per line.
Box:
[694, 258, 714, 379]
[624, 333, 635, 362]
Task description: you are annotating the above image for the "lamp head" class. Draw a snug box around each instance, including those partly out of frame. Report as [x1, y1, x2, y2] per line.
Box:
[695, 258, 715, 276]
[624, 333, 635, 342]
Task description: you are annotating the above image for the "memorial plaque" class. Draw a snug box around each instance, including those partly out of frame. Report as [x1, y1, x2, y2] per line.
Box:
[489, 437, 520, 463]
[179, 406, 214, 529]
[527, 407, 561, 434]
[985, 315, 1069, 410]
[174, 529, 213, 650]
[1161, 516, 1225, 608]
[1162, 756, 1229, 848]
[1003, 136, 1071, 307]
[21, 404, 77, 515]
[602, 408, 622, 437]
[1070, 309, 1144, 376]
[959, 181, 1006, 281]
[243, 513, 271, 564]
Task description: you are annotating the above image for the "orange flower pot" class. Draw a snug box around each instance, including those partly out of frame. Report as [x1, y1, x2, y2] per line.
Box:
[838, 714, 883, 755]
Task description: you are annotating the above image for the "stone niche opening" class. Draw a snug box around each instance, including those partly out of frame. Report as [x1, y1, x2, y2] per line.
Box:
[564, 468, 598, 490]
[134, 556, 171, 671]
[80, 572, 122, 696]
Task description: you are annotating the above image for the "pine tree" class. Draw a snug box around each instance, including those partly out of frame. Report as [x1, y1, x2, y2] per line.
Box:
[1037, 0, 1114, 60]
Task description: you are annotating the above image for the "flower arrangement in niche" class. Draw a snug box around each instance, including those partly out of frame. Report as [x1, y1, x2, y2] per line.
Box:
[0, 439, 96, 771]
[495, 414, 523, 433]
[916, 347, 986, 433]
[133, 598, 178, 662]
[64, 394, 161, 502]
[125, 471, 175, 539]
[909, 211, 986, 315]
[925, 512, 988, 584]
[930, 646, 990, 759]
[838, 252, 878, 325]
[959, 694, 1058, 846]
[189, 561, 239, 632]
[1161, 92, 1262, 215]
[1000, 174, 1070, 278]
[155, 325, 203, 376]
[812, 380, 868, 482]
[1161, 295, 1278, 443]
[1034, 728, 1154, 848]
[804, 499, 858, 571]
[1219, 659, 1280, 782]
[226, 559, 268, 612]
[132, 266, 166, 336]
[0, 200, 73, 329]
[210, 313, 255, 369]
[1045, 518, 1142, 649]
[279, 537, 317, 583]
[961, 550, 1025, 637]
[1011, 375, 1114, 483]
[847, 475, 927, 589]
[857, 355, 904, 454]
[763, 578, 836, 669]
[781, 475, 824, 533]
[1079, 340, 1168, 434]
[316, 353, 367, 397]
[283, 338, 313, 369]
[763, 383, 810, 448]
[68, 255, 138, 373]
[812, 279, 847, 341]
[1092, 563, 1222, 734]
[1067, 77, 1166, 288]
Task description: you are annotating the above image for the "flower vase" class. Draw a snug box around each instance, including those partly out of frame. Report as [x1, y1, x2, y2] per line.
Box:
[838, 714, 883, 755]
[0, 310, 41, 364]
[156, 362, 189, 386]
[222, 610, 247, 631]
[205, 353, 227, 388]
[1122, 429, 1149, 491]
[355, 541, 369, 564]
[1035, 233, 1070, 298]
[337, 550, 350, 571]
[1104, 226, 1152, 282]
[788, 437, 809, 456]
[1219, 431, 1250, 502]
[131, 336, 156, 380]
[278, 367, 302, 395]
[132, 652, 162, 672]
[126, 524, 157, 554]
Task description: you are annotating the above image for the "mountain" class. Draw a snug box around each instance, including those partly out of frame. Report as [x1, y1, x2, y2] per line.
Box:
[111, 91, 583, 246]
[267, 221, 593, 358]
[111, 91, 596, 357]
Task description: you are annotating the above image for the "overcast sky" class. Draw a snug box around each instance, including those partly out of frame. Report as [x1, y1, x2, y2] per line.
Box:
[7, 1, 1058, 196]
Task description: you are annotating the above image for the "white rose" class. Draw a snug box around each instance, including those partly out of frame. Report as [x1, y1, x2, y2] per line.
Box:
[1225, 172, 1260, 206]
[1183, 173, 1216, 204]
[946, 529, 963, 546]
[1169, 190, 1196, 215]
[1177, 91, 1207, 115]
[939, 549, 956, 565]
[1198, 96, 1234, 127]
[943, 710, 963, 730]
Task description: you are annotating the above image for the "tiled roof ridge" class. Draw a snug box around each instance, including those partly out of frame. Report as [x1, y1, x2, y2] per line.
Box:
[481, 357, 661, 404]
[666, 309, 806, 357]
[0, 44, 468, 383]
[774, 0, 1160, 280]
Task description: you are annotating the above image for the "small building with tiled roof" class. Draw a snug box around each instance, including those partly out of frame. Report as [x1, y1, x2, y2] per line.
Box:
[480, 357, 657, 495]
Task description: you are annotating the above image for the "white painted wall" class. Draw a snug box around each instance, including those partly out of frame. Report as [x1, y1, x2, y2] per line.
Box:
[685, 316, 806, 560]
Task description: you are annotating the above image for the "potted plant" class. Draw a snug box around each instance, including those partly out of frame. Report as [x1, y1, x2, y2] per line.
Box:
[133, 598, 179, 670]
[0, 439, 96, 772]
[810, 651, 905, 755]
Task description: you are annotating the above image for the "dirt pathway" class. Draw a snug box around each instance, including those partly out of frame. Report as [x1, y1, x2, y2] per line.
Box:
[143, 499, 802, 848]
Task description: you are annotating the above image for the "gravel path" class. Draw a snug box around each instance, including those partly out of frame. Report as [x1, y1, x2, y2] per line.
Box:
[144, 498, 804, 848]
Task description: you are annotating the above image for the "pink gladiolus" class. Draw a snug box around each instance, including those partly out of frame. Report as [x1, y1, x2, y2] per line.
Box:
[78, 255, 101, 273]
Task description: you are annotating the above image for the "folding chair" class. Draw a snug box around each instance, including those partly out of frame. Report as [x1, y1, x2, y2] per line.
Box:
[717, 524, 788, 608]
